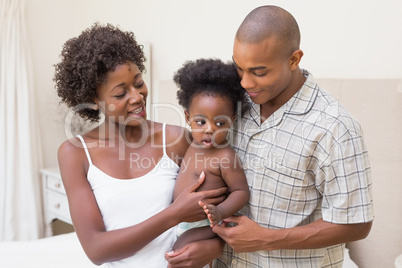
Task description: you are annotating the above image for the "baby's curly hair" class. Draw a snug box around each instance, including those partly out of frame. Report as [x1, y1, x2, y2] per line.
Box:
[54, 23, 146, 122]
[174, 58, 250, 115]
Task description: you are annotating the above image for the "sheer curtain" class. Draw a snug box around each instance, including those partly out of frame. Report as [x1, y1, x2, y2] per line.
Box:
[0, 0, 44, 241]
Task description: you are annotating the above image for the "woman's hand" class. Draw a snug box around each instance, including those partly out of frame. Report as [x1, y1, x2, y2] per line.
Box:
[172, 172, 227, 223]
[165, 238, 224, 268]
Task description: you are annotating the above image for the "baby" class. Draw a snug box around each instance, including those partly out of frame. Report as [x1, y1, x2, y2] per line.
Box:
[171, 58, 250, 250]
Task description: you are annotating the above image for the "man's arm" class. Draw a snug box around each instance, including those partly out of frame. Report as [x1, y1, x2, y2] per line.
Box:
[212, 216, 372, 252]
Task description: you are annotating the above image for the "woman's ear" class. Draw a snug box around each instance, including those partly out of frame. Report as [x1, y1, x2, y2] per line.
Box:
[91, 97, 100, 111]
[289, 49, 304, 71]
[90, 103, 99, 110]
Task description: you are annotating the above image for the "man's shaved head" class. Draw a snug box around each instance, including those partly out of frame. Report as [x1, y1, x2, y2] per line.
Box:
[236, 5, 301, 56]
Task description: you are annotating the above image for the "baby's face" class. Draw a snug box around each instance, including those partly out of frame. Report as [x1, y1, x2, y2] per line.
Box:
[185, 94, 235, 149]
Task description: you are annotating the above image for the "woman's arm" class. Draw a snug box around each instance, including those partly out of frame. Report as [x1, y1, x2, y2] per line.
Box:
[58, 139, 226, 265]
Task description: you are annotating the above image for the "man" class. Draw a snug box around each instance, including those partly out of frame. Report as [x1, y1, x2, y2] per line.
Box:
[212, 5, 374, 267]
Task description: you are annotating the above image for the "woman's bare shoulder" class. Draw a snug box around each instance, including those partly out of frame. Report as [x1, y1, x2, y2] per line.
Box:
[165, 124, 188, 138]
[58, 137, 85, 155]
[164, 124, 191, 164]
[59, 126, 103, 154]
[165, 123, 190, 144]
[57, 137, 89, 180]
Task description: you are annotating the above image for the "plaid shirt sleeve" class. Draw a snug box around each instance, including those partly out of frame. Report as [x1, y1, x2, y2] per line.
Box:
[313, 105, 374, 224]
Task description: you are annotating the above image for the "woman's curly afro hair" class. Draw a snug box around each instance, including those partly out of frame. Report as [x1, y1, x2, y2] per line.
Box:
[54, 23, 146, 122]
[174, 58, 250, 116]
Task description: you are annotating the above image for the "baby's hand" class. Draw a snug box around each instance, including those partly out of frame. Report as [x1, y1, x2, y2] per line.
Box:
[198, 200, 224, 226]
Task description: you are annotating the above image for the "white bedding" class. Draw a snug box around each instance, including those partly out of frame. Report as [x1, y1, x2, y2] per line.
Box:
[0, 232, 96, 268]
[0, 232, 359, 267]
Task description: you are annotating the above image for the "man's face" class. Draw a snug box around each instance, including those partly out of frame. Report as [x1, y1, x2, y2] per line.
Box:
[232, 37, 294, 108]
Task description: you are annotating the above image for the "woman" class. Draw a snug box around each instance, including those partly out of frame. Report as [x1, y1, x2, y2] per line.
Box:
[54, 23, 225, 267]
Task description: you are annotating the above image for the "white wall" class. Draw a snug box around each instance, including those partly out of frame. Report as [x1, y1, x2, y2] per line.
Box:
[26, 0, 81, 168]
[75, 0, 402, 80]
[75, 0, 402, 120]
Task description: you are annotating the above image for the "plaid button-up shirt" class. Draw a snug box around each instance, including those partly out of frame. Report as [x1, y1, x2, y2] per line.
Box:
[214, 70, 374, 268]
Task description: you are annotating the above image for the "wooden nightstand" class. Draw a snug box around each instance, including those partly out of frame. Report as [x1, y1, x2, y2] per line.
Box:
[41, 168, 72, 228]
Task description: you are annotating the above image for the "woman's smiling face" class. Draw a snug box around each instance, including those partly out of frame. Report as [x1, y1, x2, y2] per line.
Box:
[95, 62, 148, 127]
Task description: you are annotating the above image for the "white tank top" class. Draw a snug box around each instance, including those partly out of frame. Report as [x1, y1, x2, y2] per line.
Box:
[77, 123, 179, 267]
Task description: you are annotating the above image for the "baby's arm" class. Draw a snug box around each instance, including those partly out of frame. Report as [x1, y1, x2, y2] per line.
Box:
[202, 149, 249, 226]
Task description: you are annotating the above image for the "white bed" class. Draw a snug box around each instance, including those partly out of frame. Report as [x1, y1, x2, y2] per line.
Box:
[0, 232, 96, 268]
[0, 232, 359, 267]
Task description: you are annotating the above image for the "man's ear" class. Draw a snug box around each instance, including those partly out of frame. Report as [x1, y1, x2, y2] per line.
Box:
[184, 110, 190, 125]
[231, 114, 237, 123]
[289, 49, 304, 71]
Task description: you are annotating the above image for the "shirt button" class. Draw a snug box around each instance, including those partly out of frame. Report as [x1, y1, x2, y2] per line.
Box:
[232, 259, 238, 264]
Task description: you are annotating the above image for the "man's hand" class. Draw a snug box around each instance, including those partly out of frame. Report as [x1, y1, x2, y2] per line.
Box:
[212, 215, 267, 252]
